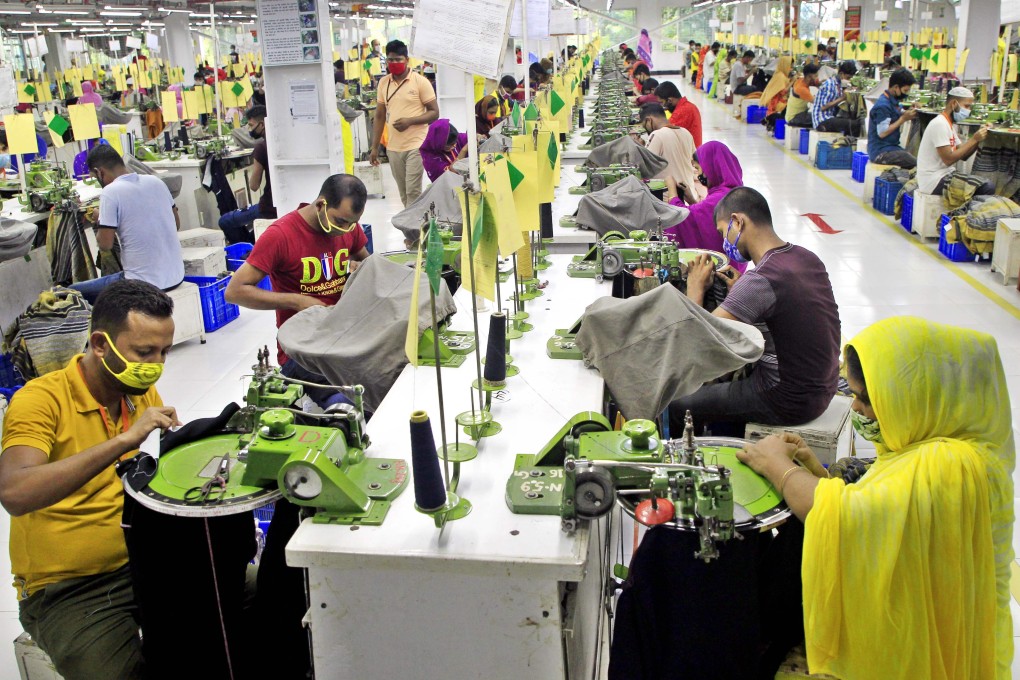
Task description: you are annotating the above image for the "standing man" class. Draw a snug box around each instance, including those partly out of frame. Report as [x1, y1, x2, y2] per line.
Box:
[683, 40, 696, 79]
[916, 87, 994, 197]
[654, 81, 703, 147]
[218, 105, 276, 244]
[730, 50, 760, 96]
[0, 279, 179, 680]
[868, 69, 919, 169]
[812, 60, 862, 135]
[703, 42, 720, 92]
[72, 146, 183, 304]
[369, 40, 439, 207]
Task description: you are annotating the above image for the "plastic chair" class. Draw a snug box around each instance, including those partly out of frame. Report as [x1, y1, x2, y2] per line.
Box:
[72, 138, 109, 179]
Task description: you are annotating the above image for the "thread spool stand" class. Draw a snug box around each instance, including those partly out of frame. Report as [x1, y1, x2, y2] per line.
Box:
[410, 411, 471, 529]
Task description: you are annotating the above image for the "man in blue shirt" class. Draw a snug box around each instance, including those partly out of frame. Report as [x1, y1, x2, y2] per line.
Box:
[812, 61, 861, 135]
[867, 69, 918, 168]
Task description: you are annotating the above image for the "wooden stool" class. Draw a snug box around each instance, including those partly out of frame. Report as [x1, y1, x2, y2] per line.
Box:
[744, 395, 853, 466]
[992, 218, 1020, 285]
[167, 281, 205, 346]
[910, 190, 944, 240]
[863, 163, 896, 206]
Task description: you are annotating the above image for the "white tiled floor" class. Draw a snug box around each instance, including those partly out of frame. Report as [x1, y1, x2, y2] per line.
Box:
[2, 86, 1020, 677]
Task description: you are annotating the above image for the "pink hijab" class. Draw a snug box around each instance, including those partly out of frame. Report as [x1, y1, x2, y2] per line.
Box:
[78, 81, 103, 108]
[167, 84, 184, 118]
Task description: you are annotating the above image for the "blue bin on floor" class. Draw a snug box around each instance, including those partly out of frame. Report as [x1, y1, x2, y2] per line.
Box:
[851, 152, 868, 182]
[938, 214, 973, 262]
[746, 106, 766, 125]
[362, 223, 374, 254]
[774, 118, 786, 140]
[815, 142, 854, 170]
[872, 177, 903, 215]
[799, 128, 810, 154]
[900, 193, 914, 232]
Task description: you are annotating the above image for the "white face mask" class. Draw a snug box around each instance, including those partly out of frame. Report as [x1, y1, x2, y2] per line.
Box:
[954, 106, 971, 122]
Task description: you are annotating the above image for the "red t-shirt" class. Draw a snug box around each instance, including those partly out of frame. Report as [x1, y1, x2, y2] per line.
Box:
[246, 205, 368, 365]
[668, 97, 703, 148]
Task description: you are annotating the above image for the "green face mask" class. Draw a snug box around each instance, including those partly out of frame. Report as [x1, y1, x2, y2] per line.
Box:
[101, 332, 164, 394]
[850, 409, 884, 445]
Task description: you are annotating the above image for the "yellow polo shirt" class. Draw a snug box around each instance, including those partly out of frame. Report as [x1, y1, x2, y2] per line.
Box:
[1, 355, 162, 599]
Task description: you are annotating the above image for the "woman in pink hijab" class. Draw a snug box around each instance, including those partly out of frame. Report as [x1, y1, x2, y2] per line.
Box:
[78, 81, 103, 109]
[166, 83, 184, 118]
[638, 29, 654, 69]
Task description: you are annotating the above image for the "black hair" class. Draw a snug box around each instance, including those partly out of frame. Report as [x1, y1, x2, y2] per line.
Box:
[245, 105, 267, 121]
[91, 279, 173, 338]
[499, 74, 518, 90]
[624, 53, 637, 62]
[844, 345, 870, 405]
[623, 49, 636, 58]
[712, 186, 773, 229]
[633, 64, 650, 77]
[385, 40, 408, 58]
[193, 71, 204, 80]
[889, 68, 916, 89]
[446, 124, 459, 146]
[86, 144, 125, 173]
[742, 50, 755, 59]
[838, 60, 858, 76]
[817, 44, 829, 52]
[653, 80, 681, 101]
[689, 40, 696, 45]
[333, 59, 344, 69]
[884, 42, 894, 53]
[802, 63, 821, 77]
[711, 42, 720, 49]
[639, 103, 667, 122]
[0, 129, 7, 150]
[319, 174, 368, 214]
[727, 49, 738, 59]
[641, 78, 659, 94]
[529, 62, 544, 77]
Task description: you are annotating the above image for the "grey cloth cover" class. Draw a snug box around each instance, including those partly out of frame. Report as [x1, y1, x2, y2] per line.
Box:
[231, 128, 257, 149]
[584, 136, 667, 178]
[391, 171, 464, 241]
[574, 175, 689, 237]
[124, 155, 183, 198]
[277, 255, 457, 412]
[0, 218, 36, 263]
[98, 103, 132, 125]
[575, 284, 765, 420]
[479, 134, 511, 153]
[338, 100, 363, 122]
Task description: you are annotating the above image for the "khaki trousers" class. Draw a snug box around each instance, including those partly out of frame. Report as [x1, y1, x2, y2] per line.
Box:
[387, 148, 425, 207]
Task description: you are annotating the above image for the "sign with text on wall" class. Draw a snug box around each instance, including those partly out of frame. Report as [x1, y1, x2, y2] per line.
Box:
[410, 0, 514, 80]
[258, 0, 322, 66]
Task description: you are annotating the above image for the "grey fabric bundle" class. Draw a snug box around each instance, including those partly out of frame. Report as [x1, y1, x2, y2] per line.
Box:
[277, 255, 458, 412]
[391, 171, 464, 242]
[4, 287, 92, 380]
[479, 134, 511, 153]
[124, 155, 183, 198]
[231, 127, 257, 149]
[0, 218, 37, 263]
[98, 103, 132, 125]
[575, 284, 765, 420]
[574, 175, 688, 237]
[584, 136, 668, 178]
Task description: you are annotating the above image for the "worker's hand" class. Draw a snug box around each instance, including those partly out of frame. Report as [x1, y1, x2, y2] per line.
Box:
[391, 118, 411, 132]
[714, 265, 741, 288]
[973, 126, 990, 143]
[777, 432, 828, 478]
[737, 434, 798, 478]
[369, 149, 380, 167]
[901, 108, 919, 121]
[121, 407, 182, 450]
[629, 132, 645, 146]
[349, 260, 362, 273]
[290, 295, 327, 312]
[664, 175, 679, 201]
[686, 253, 716, 298]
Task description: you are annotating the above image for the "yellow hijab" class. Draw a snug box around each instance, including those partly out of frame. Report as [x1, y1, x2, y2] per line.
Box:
[804, 317, 1014, 680]
[759, 56, 793, 109]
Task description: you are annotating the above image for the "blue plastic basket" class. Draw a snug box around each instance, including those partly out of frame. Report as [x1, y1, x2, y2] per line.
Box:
[362, 223, 374, 254]
[0, 385, 21, 402]
[851, 152, 868, 182]
[747, 106, 766, 125]
[254, 503, 275, 535]
[799, 128, 810, 154]
[938, 214, 972, 262]
[183, 275, 240, 332]
[900, 193, 914, 232]
[872, 177, 903, 215]
[0, 353, 24, 389]
[223, 243, 271, 291]
[774, 118, 786, 140]
[815, 142, 854, 170]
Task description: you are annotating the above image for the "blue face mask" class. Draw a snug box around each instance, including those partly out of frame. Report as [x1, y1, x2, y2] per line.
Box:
[722, 218, 747, 264]
[953, 106, 971, 123]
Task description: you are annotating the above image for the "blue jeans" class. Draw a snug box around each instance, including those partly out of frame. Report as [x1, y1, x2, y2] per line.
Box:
[69, 271, 125, 304]
[279, 359, 352, 410]
[217, 205, 259, 245]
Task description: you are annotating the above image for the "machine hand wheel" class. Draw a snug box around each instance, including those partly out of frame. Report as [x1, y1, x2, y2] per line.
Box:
[573, 468, 616, 519]
[589, 174, 607, 192]
[600, 248, 624, 278]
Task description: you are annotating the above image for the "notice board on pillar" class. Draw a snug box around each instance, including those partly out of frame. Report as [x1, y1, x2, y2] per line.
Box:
[549, 9, 576, 37]
[258, 0, 323, 66]
[410, 0, 515, 81]
[510, 0, 551, 40]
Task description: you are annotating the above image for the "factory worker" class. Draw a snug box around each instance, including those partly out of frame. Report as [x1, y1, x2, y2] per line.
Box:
[654, 80, 703, 147]
[674, 187, 840, 434]
[638, 103, 705, 204]
[915, 86, 994, 197]
[0, 280, 180, 680]
[867, 68, 919, 169]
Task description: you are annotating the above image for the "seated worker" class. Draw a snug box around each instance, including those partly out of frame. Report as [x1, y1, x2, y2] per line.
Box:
[785, 63, 818, 128]
[217, 105, 275, 244]
[72, 145, 184, 305]
[760, 56, 793, 132]
[639, 103, 704, 203]
[916, 86, 994, 197]
[812, 60, 862, 135]
[635, 77, 659, 106]
[867, 69, 919, 169]
[224, 174, 370, 407]
[521, 61, 547, 96]
[738, 317, 1013, 679]
[673, 186, 840, 432]
[814, 43, 830, 64]
[654, 81, 703, 147]
[419, 119, 468, 183]
[882, 41, 902, 68]
[492, 74, 519, 112]
[718, 50, 736, 94]
[0, 280, 179, 680]
[632, 63, 651, 95]
[730, 50, 761, 96]
[474, 95, 500, 138]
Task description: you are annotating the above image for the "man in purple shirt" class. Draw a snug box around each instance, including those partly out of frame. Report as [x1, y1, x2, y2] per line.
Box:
[674, 186, 840, 433]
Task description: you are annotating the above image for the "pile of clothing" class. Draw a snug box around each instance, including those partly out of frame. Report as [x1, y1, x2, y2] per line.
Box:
[3, 288, 91, 381]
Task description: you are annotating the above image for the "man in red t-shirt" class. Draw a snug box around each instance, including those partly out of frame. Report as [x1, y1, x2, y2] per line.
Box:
[225, 174, 370, 406]
[654, 81, 703, 148]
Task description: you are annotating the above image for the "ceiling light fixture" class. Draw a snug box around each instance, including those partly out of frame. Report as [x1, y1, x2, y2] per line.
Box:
[100, 10, 144, 17]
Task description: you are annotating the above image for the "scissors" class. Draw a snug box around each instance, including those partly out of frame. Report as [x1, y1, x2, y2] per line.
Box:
[184, 453, 231, 503]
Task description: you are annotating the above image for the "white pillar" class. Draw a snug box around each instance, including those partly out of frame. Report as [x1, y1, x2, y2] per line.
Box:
[44, 34, 70, 76]
[959, 0, 1002, 80]
[436, 65, 469, 132]
[165, 12, 195, 75]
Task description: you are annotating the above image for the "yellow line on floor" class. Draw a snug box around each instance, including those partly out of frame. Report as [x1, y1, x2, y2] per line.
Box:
[1011, 561, 1020, 604]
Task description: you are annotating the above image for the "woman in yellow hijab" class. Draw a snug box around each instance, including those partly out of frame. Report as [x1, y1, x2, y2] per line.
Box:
[760, 55, 793, 133]
[740, 316, 1014, 680]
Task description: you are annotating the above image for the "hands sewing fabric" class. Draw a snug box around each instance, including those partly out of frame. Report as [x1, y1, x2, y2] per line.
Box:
[122, 407, 182, 450]
[737, 433, 828, 481]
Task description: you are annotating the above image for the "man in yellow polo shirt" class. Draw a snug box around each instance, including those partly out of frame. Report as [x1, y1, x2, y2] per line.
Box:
[0, 279, 179, 680]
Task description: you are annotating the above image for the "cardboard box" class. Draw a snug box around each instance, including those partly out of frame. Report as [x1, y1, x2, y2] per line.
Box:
[176, 227, 225, 249]
[181, 246, 227, 278]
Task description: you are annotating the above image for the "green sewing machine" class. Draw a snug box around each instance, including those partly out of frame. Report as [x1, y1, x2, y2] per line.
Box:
[192, 138, 229, 160]
[569, 164, 640, 195]
[16, 162, 80, 213]
[565, 231, 728, 282]
[122, 353, 408, 525]
[547, 316, 583, 360]
[505, 412, 790, 561]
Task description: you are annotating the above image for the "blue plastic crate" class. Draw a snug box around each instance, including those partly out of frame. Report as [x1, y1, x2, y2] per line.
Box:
[362, 223, 374, 254]
[901, 193, 914, 232]
[774, 118, 786, 140]
[183, 275, 240, 332]
[872, 177, 903, 215]
[0, 353, 24, 389]
[799, 128, 810, 154]
[815, 142, 854, 170]
[747, 106, 766, 125]
[851, 152, 868, 182]
[254, 503, 275, 535]
[0, 385, 21, 402]
[223, 243, 271, 291]
[938, 214, 972, 262]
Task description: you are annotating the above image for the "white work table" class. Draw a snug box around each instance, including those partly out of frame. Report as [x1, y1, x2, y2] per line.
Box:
[147, 147, 260, 231]
[1, 181, 102, 224]
[288, 255, 611, 680]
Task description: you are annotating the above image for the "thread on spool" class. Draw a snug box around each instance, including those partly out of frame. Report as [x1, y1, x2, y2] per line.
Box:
[409, 411, 447, 512]
[540, 203, 554, 239]
[483, 313, 507, 387]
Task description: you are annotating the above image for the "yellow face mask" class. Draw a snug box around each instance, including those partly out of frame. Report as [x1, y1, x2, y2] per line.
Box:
[101, 332, 164, 392]
[317, 201, 356, 234]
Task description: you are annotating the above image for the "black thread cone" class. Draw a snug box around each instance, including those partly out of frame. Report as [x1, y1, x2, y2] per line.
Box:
[483, 313, 507, 386]
[540, 203, 554, 239]
[410, 411, 446, 512]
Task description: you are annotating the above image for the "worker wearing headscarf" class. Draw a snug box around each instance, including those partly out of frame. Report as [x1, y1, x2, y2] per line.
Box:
[419, 118, 467, 183]
[474, 95, 500, 137]
[637, 29, 654, 69]
[77, 81, 103, 109]
[739, 316, 1015, 680]
[760, 56, 793, 131]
